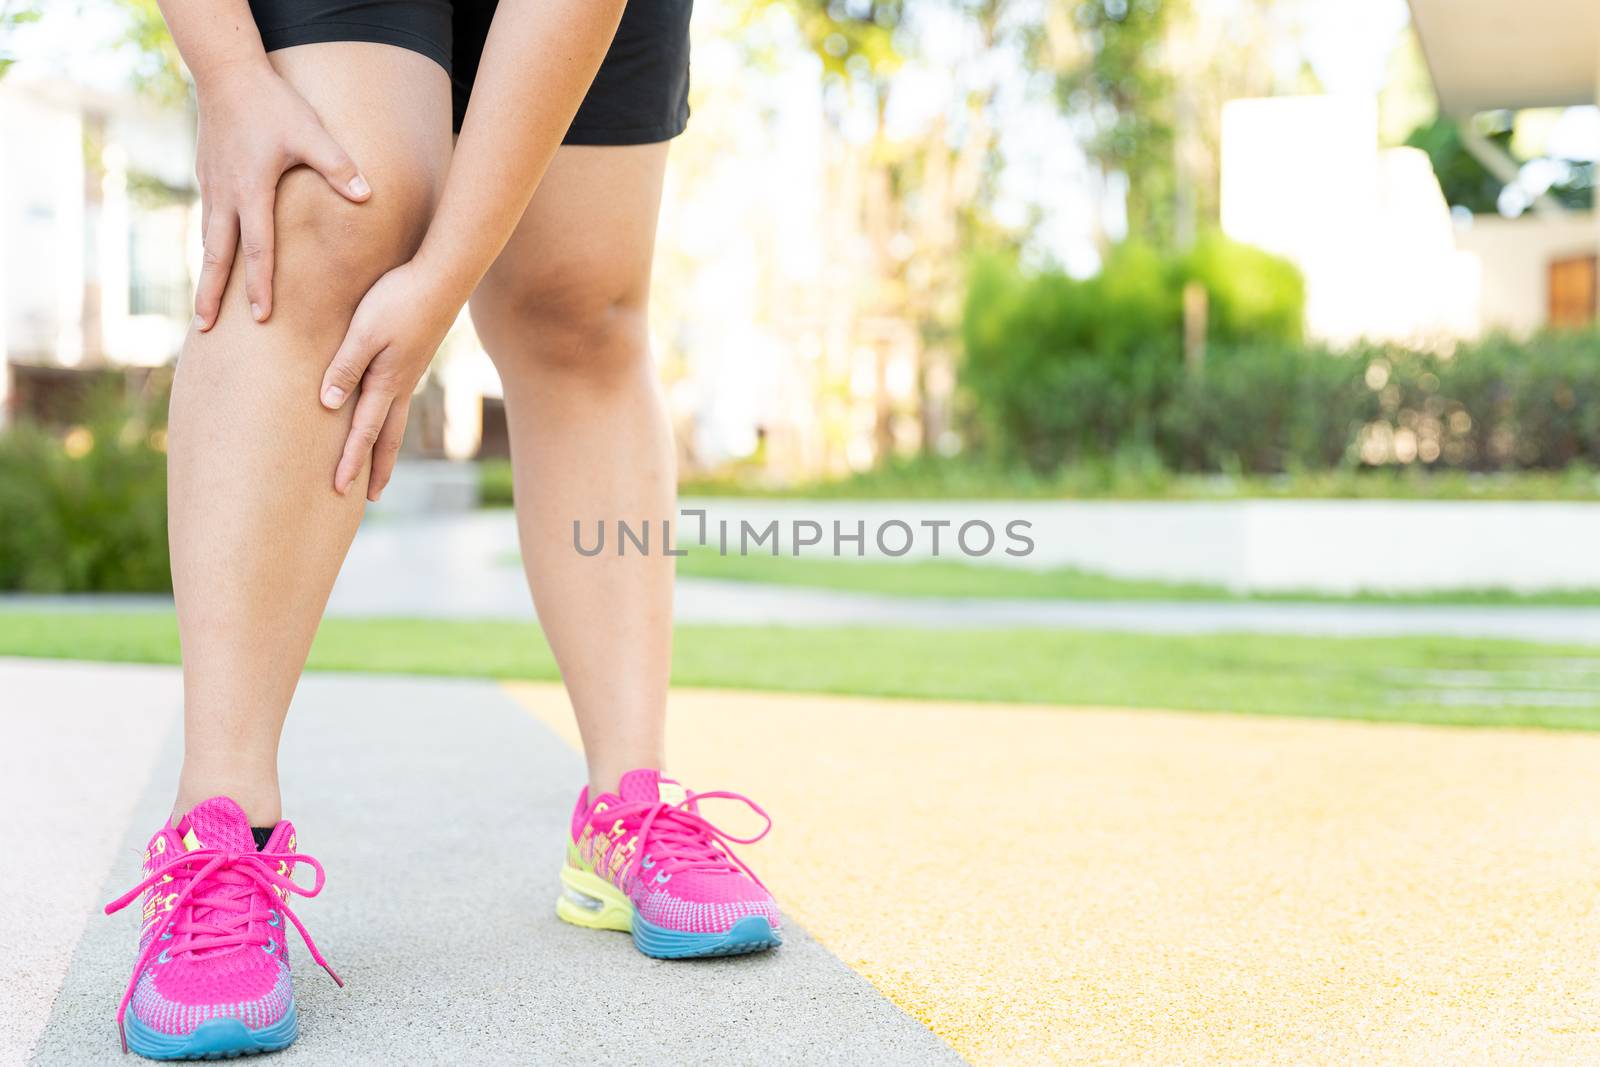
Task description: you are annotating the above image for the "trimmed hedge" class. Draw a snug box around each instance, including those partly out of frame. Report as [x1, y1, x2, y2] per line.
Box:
[963, 248, 1600, 474]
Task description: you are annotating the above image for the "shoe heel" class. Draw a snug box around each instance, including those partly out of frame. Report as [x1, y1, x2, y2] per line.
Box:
[555, 865, 633, 932]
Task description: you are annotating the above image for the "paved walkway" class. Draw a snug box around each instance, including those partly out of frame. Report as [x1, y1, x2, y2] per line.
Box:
[7, 660, 955, 1066]
[9, 657, 1600, 1064]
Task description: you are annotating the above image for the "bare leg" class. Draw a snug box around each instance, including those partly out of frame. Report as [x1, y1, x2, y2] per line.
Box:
[168, 43, 451, 824]
[469, 144, 674, 795]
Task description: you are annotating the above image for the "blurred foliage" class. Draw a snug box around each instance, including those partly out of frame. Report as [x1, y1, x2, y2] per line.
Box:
[1157, 343, 1364, 472]
[1407, 113, 1596, 214]
[772, 0, 906, 81]
[1405, 116, 1511, 214]
[962, 245, 1600, 476]
[961, 234, 1303, 468]
[743, 0, 1014, 457]
[0, 0, 42, 77]
[114, 0, 188, 103]
[1376, 25, 1435, 148]
[480, 456, 516, 508]
[1180, 233, 1305, 345]
[1360, 331, 1600, 471]
[676, 453, 1600, 502]
[0, 386, 171, 593]
[1056, 0, 1182, 247]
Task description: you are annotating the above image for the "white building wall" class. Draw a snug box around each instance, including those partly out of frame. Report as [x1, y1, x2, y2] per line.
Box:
[0, 78, 196, 379]
[678, 497, 1600, 594]
[1221, 94, 1479, 344]
[1453, 212, 1597, 336]
[0, 86, 86, 366]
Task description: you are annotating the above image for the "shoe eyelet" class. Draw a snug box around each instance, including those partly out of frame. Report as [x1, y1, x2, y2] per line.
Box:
[262, 938, 276, 954]
[267, 910, 280, 927]
[654, 871, 670, 884]
[160, 931, 172, 941]
[156, 949, 171, 964]
[641, 856, 654, 869]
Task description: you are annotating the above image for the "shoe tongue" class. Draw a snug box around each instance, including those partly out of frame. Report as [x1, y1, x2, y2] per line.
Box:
[617, 769, 688, 807]
[176, 796, 257, 853]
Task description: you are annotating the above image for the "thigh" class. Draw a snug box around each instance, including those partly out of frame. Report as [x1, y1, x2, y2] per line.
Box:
[472, 142, 671, 324]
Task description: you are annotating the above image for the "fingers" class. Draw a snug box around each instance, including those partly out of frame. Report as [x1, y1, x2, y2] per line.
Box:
[334, 386, 393, 496]
[366, 398, 411, 502]
[296, 124, 371, 203]
[321, 319, 380, 410]
[193, 207, 238, 332]
[238, 186, 277, 323]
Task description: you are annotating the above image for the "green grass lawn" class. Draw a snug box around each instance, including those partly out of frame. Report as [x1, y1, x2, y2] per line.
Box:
[479, 457, 1600, 508]
[673, 552, 1600, 606]
[678, 461, 1600, 502]
[3, 610, 1598, 731]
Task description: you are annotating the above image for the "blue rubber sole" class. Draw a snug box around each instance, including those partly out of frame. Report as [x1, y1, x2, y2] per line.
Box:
[631, 913, 783, 959]
[125, 1004, 298, 1060]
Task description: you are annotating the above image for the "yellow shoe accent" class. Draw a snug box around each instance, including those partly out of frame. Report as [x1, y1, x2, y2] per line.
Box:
[555, 865, 634, 932]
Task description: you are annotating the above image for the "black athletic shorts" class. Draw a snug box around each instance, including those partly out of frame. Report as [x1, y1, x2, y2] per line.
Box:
[247, 1, 693, 145]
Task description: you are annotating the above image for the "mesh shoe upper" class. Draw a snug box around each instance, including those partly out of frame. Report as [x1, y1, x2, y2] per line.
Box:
[106, 796, 339, 1044]
[570, 770, 781, 934]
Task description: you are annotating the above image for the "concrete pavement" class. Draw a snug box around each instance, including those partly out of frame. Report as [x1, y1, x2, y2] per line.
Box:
[9, 660, 959, 1066]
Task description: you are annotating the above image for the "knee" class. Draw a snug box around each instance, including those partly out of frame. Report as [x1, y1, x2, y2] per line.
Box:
[472, 268, 650, 388]
[271, 164, 438, 335]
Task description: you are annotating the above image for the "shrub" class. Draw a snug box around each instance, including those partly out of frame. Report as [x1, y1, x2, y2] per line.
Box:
[1180, 232, 1305, 345]
[962, 235, 1306, 469]
[477, 458, 516, 507]
[1039, 330, 1600, 475]
[1362, 332, 1600, 471]
[0, 390, 171, 593]
[963, 250, 1168, 468]
[1157, 343, 1366, 472]
[962, 242, 1600, 475]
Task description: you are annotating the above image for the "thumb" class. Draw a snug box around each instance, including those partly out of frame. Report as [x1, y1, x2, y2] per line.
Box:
[322, 319, 379, 410]
[295, 123, 371, 202]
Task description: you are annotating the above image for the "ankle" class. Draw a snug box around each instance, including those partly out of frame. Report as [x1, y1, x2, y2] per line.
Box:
[587, 758, 665, 799]
[174, 768, 283, 827]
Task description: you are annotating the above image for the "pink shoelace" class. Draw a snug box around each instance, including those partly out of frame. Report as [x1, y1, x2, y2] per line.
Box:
[600, 790, 773, 889]
[104, 845, 342, 1052]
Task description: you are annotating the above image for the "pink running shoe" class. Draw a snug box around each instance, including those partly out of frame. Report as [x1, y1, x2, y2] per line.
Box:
[556, 769, 782, 958]
[103, 796, 341, 1059]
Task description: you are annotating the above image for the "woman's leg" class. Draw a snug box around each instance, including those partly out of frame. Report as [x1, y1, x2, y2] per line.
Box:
[468, 143, 674, 795]
[168, 43, 452, 824]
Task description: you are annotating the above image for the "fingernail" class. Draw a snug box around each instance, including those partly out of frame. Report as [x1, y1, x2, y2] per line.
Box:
[251, 303, 266, 322]
[192, 314, 205, 331]
[322, 385, 346, 408]
[349, 175, 370, 197]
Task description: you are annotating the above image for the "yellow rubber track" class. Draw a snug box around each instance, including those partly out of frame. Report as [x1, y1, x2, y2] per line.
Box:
[505, 682, 1600, 1065]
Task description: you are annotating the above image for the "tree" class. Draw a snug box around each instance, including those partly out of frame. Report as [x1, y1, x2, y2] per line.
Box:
[0, 1, 42, 78]
[745, 0, 1015, 459]
[1051, 0, 1182, 248]
[114, 0, 188, 104]
[1407, 113, 1596, 215]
